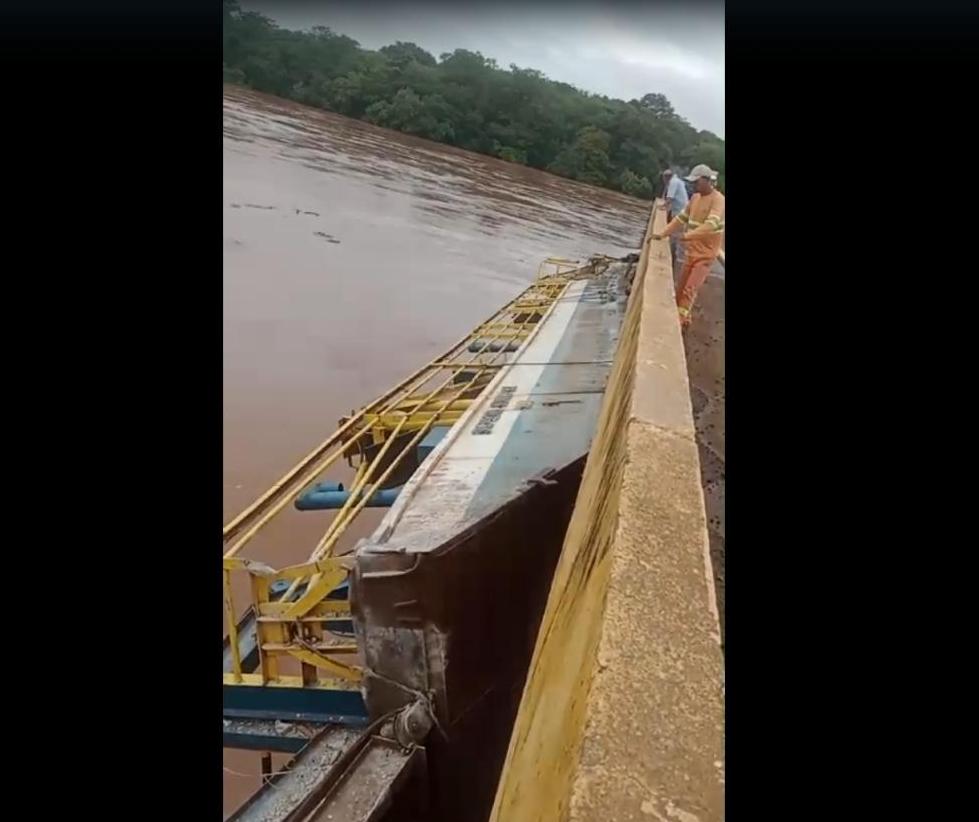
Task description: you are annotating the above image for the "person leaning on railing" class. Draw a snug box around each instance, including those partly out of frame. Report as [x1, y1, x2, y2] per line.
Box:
[660, 167, 689, 223]
[649, 163, 725, 331]
[659, 167, 690, 268]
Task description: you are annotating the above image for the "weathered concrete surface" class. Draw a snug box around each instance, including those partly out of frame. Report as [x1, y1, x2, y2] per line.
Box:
[489, 203, 724, 822]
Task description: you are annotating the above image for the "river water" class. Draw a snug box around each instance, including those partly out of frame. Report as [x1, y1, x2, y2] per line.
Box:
[222, 85, 648, 816]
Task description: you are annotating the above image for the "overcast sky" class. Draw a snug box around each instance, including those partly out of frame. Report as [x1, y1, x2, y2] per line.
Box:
[241, 1, 725, 137]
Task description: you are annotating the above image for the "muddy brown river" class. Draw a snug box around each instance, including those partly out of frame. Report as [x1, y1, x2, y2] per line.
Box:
[222, 85, 649, 816]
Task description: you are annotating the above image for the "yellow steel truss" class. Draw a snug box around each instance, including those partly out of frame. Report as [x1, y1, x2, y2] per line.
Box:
[222, 258, 611, 689]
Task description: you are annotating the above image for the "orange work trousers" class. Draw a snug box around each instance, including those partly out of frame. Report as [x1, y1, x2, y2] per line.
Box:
[675, 255, 714, 329]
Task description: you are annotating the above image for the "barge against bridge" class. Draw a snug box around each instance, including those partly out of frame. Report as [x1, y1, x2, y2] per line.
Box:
[223, 255, 636, 821]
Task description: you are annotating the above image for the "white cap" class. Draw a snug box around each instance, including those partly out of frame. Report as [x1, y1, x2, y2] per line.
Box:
[685, 164, 718, 182]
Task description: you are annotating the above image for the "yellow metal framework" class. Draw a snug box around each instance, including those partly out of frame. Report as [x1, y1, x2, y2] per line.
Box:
[222, 259, 596, 690]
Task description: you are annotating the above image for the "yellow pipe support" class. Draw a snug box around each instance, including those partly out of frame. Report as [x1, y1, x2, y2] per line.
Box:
[223, 672, 360, 689]
[536, 257, 580, 279]
[223, 279, 559, 546]
[318, 415, 407, 537]
[226, 359, 474, 557]
[474, 324, 533, 334]
[258, 601, 305, 617]
[225, 272, 575, 653]
[281, 648, 362, 681]
[282, 556, 350, 619]
[225, 285, 565, 558]
[311, 302, 556, 568]
[367, 278, 573, 544]
[225, 396, 403, 544]
[311, 382, 477, 560]
[346, 457, 368, 489]
[390, 399, 473, 414]
[262, 556, 352, 583]
[223, 556, 276, 574]
[310, 293, 557, 561]
[257, 617, 351, 625]
[226, 388, 423, 558]
[308, 299, 560, 563]
[363, 412, 464, 430]
[278, 415, 409, 603]
[249, 557, 357, 679]
[255, 563, 352, 617]
[223, 418, 375, 557]
[313, 421, 454, 560]
[261, 643, 358, 654]
[431, 360, 503, 369]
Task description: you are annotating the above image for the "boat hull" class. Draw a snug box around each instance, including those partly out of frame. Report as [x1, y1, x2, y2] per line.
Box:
[351, 262, 632, 820]
[352, 456, 585, 821]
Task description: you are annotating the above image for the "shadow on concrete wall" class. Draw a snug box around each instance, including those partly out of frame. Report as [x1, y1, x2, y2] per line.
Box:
[680, 261, 725, 645]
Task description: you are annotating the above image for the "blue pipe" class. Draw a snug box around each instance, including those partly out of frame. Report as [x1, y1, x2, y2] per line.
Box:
[291, 480, 343, 511]
[295, 485, 403, 511]
[306, 481, 345, 494]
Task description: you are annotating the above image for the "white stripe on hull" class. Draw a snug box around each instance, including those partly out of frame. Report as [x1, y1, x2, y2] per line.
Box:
[370, 280, 591, 553]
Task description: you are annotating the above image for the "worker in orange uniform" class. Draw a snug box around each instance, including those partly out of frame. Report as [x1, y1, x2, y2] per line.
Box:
[650, 163, 725, 330]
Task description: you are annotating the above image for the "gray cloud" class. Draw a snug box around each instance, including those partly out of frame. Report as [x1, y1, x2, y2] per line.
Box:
[240, 1, 725, 137]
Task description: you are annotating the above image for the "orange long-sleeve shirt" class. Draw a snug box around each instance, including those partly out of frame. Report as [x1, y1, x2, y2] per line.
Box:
[662, 189, 725, 262]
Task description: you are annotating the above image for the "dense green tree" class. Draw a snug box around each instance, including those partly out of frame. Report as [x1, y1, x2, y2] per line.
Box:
[637, 92, 679, 121]
[365, 89, 456, 142]
[549, 127, 613, 186]
[618, 170, 655, 199]
[379, 41, 437, 68]
[222, 1, 725, 197]
[678, 139, 726, 190]
[495, 145, 528, 164]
